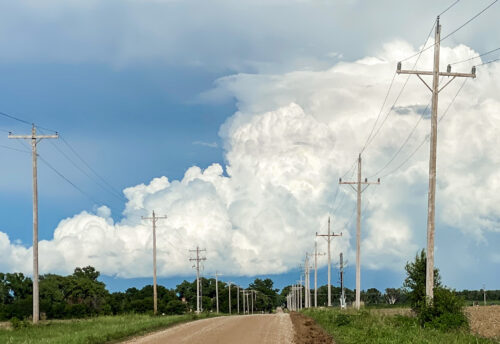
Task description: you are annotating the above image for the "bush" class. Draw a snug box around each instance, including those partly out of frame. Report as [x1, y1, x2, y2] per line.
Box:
[333, 312, 352, 326]
[404, 249, 468, 331]
[418, 288, 468, 330]
[165, 300, 187, 315]
[9, 317, 30, 329]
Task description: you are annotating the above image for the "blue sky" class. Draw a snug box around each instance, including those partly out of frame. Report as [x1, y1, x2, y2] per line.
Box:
[0, 0, 499, 294]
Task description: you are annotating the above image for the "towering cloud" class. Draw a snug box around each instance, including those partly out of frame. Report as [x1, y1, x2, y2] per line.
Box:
[1, 40, 498, 280]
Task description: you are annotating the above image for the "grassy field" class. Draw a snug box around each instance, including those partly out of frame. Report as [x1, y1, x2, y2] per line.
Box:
[301, 308, 500, 344]
[0, 313, 211, 344]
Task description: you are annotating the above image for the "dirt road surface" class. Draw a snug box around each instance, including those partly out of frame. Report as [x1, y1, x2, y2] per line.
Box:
[123, 313, 294, 344]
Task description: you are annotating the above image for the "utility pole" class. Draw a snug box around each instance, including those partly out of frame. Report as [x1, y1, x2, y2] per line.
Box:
[242, 289, 246, 314]
[9, 124, 58, 324]
[228, 282, 232, 315]
[340, 155, 380, 309]
[213, 272, 222, 314]
[141, 211, 167, 315]
[313, 240, 326, 307]
[397, 16, 476, 302]
[483, 284, 486, 306]
[316, 217, 342, 307]
[189, 246, 206, 313]
[237, 285, 240, 314]
[339, 252, 346, 309]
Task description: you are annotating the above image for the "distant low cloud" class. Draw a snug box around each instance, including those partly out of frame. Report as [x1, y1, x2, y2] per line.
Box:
[192, 141, 218, 148]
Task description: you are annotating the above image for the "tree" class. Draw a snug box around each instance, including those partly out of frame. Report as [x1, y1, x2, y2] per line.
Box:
[403, 249, 467, 330]
[403, 249, 441, 309]
[365, 288, 383, 305]
[384, 288, 405, 305]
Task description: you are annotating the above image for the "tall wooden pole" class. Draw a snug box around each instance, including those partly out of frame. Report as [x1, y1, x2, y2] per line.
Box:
[340, 154, 380, 309]
[9, 124, 58, 324]
[142, 211, 167, 315]
[397, 16, 475, 302]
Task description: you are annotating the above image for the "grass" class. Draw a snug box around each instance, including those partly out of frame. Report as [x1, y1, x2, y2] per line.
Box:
[301, 308, 499, 344]
[0, 313, 213, 344]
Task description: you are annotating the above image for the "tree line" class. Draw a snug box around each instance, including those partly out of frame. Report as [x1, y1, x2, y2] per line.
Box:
[1, 265, 498, 321]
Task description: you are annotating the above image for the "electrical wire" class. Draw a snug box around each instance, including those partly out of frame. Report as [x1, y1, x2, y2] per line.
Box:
[37, 153, 104, 205]
[379, 78, 468, 179]
[0, 144, 30, 154]
[400, 0, 498, 62]
[438, 0, 461, 16]
[475, 58, 500, 67]
[450, 47, 500, 65]
[59, 135, 124, 200]
[360, 21, 436, 154]
[38, 129, 125, 202]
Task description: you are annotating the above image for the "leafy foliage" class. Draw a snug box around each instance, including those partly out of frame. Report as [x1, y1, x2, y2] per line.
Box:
[404, 249, 467, 330]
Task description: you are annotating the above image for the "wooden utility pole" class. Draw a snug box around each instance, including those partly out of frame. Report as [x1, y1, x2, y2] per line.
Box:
[483, 285, 486, 306]
[313, 240, 326, 307]
[141, 211, 167, 315]
[316, 217, 342, 307]
[213, 272, 222, 314]
[9, 124, 58, 324]
[237, 285, 240, 314]
[340, 154, 380, 309]
[339, 252, 346, 309]
[397, 16, 475, 302]
[228, 282, 232, 315]
[189, 247, 206, 313]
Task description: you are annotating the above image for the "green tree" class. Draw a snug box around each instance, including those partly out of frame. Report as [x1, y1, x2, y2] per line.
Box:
[403, 249, 441, 310]
[403, 249, 467, 330]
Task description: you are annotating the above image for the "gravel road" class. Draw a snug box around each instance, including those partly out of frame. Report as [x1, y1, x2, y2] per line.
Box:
[123, 313, 295, 344]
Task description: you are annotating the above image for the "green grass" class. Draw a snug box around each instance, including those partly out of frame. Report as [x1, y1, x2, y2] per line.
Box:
[302, 308, 498, 344]
[0, 313, 213, 344]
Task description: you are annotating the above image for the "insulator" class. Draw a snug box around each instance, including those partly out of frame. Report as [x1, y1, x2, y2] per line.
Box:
[447, 64, 451, 73]
[397, 62, 402, 72]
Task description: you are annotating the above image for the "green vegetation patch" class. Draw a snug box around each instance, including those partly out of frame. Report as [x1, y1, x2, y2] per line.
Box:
[0, 313, 209, 344]
[301, 308, 497, 344]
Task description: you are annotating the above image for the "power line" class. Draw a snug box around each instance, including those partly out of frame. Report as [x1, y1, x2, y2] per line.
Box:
[475, 58, 500, 67]
[0, 111, 32, 126]
[379, 78, 469, 179]
[401, 0, 498, 62]
[450, 47, 500, 65]
[59, 135, 124, 200]
[438, 0, 461, 16]
[0, 144, 30, 154]
[360, 21, 436, 154]
[39, 130, 125, 202]
[38, 153, 103, 205]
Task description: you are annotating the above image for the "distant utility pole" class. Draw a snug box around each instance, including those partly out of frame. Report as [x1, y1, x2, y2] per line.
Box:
[304, 254, 312, 308]
[189, 246, 206, 313]
[339, 252, 346, 309]
[313, 240, 326, 307]
[241, 289, 246, 314]
[228, 282, 232, 315]
[213, 271, 222, 314]
[9, 124, 58, 324]
[483, 284, 486, 306]
[316, 217, 342, 307]
[340, 154, 380, 309]
[397, 16, 476, 302]
[237, 285, 240, 314]
[141, 211, 167, 315]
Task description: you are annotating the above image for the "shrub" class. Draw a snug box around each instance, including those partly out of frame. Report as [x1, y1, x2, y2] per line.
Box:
[404, 249, 468, 331]
[333, 313, 352, 326]
[418, 288, 468, 330]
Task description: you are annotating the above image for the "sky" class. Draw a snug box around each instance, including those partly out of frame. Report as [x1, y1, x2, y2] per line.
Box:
[0, 0, 499, 293]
